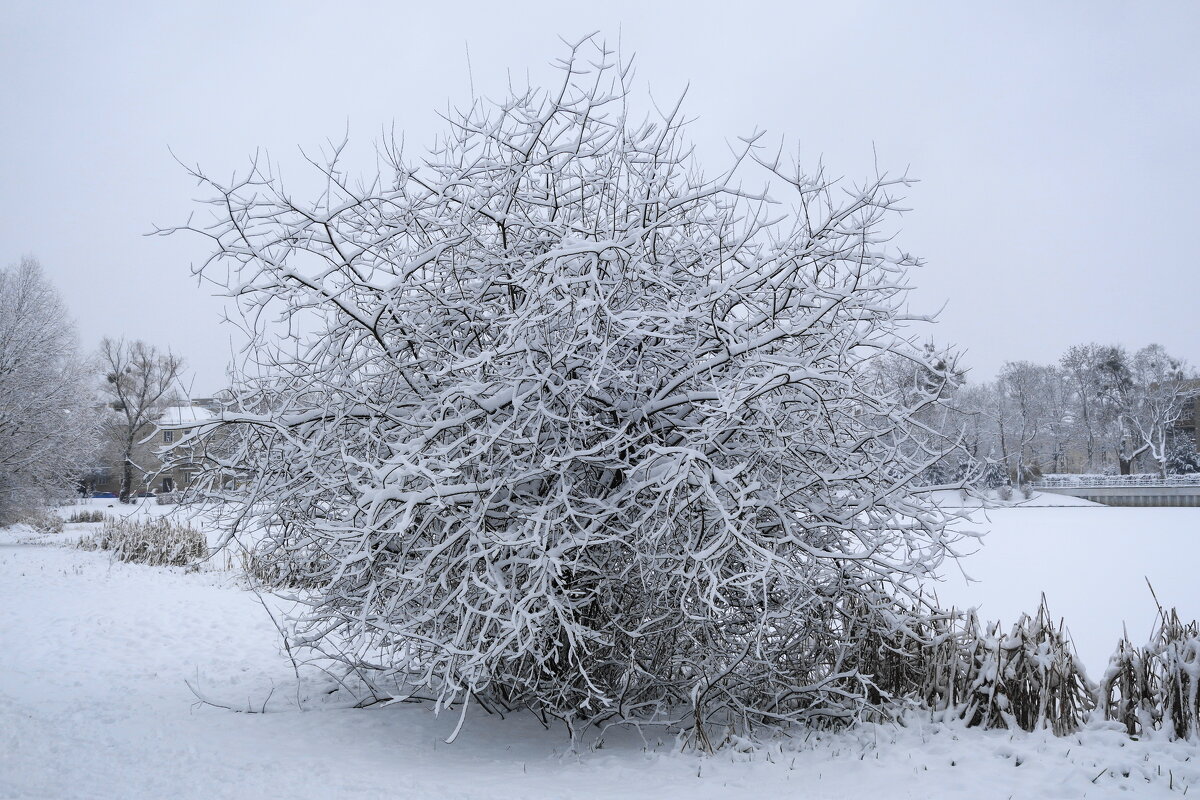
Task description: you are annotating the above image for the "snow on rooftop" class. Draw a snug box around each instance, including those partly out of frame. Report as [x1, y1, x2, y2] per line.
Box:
[157, 406, 216, 426]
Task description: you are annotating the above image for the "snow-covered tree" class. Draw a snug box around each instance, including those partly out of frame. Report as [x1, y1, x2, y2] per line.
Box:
[1060, 343, 1127, 472]
[1166, 429, 1200, 475]
[0, 257, 97, 521]
[171, 38, 966, 743]
[866, 341, 969, 484]
[992, 361, 1077, 481]
[98, 338, 184, 502]
[1121, 345, 1195, 478]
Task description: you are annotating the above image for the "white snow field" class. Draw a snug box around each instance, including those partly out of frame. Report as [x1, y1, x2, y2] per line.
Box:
[1, 500, 1198, 799]
[936, 502, 1200, 674]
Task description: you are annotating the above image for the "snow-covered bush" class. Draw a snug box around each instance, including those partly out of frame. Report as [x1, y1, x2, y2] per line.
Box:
[970, 460, 1009, 490]
[1166, 436, 1200, 475]
[66, 509, 107, 524]
[79, 518, 207, 567]
[958, 601, 1094, 735]
[864, 599, 1198, 741]
[841, 599, 1093, 736]
[13, 507, 65, 534]
[1100, 606, 1199, 740]
[1101, 636, 1152, 737]
[170, 37, 966, 745]
[835, 594, 969, 715]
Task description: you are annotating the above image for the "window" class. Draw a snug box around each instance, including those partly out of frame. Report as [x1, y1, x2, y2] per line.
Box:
[163, 430, 174, 443]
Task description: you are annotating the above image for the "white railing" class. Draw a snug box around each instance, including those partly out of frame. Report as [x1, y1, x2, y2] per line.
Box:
[1031, 474, 1200, 489]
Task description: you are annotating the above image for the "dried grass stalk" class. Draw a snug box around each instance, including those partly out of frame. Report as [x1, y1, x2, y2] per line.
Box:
[1101, 603, 1199, 740]
[78, 517, 207, 567]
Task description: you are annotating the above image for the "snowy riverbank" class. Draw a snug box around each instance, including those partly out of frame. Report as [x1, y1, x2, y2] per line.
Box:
[1, 506, 1197, 799]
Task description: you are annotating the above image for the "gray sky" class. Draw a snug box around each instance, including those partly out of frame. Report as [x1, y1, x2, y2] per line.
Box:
[3, 1, 1197, 394]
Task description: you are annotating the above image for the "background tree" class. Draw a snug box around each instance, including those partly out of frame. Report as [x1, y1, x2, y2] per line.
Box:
[943, 342, 1196, 481]
[993, 361, 1076, 480]
[1166, 427, 1200, 474]
[1121, 344, 1194, 478]
[98, 338, 183, 502]
[952, 383, 998, 465]
[0, 256, 98, 521]
[996, 361, 1049, 484]
[170, 38, 965, 743]
[867, 342, 969, 484]
[1060, 343, 1119, 472]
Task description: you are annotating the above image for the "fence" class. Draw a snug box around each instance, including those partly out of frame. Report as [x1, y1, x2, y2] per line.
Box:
[1030, 475, 1200, 507]
[1032, 474, 1200, 489]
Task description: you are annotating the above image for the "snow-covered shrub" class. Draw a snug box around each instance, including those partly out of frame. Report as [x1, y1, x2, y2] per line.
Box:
[1166, 436, 1200, 475]
[920, 457, 976, 491]
[170, 37, 966, 745]
[1101, 607, 1200, 740]
[79, 518, 207, 567]
[848, 600, 1093, 735]
[1154, 611, 1200, 740]
[977, 461, 1009, 490]
[66, 509, 107, 524]
[837, 594, 971, 715]
[958, 601, 1094, 735]
[997, 485, 1014, 502]
[15, 507, 64, 533]
[1101, 636, 1152, 737]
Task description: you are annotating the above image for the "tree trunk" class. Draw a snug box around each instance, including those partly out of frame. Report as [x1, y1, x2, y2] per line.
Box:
[119, 444, 135, 503]
[1118, 442, 1150, 476]
[997, 417, 1011, 479]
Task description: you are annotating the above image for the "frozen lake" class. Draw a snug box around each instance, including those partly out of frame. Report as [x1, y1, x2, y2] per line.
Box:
[934, 504, 1200, 675]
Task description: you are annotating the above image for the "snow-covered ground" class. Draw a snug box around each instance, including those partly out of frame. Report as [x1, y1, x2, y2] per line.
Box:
[1, 500, 1197, 799]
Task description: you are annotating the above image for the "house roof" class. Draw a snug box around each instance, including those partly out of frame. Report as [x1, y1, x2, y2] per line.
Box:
[158, 406, 216, 426]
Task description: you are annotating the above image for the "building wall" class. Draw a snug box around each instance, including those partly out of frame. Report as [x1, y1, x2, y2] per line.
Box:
[81, 417, 208, 496]
[1191, 396, 1200, 450]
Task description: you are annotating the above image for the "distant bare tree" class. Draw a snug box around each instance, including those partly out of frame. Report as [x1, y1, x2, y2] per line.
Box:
[996, 362, 1049, 484]
[0, 257, 98, 520]
[98, 339, 183, 502]
[994, 362, 1077, 479]
[1060, 344, 1120, 472]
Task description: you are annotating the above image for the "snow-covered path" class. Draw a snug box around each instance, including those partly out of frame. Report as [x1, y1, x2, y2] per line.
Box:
[1, 527, 1197, 799]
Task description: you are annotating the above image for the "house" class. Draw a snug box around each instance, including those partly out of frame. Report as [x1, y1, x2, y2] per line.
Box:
[80, 400, 222, 497]
[1174, 381, 1200, 451]
[154, 404, 218, 493]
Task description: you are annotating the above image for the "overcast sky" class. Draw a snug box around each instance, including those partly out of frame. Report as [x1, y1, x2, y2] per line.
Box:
[3, 1, 1196, 394]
